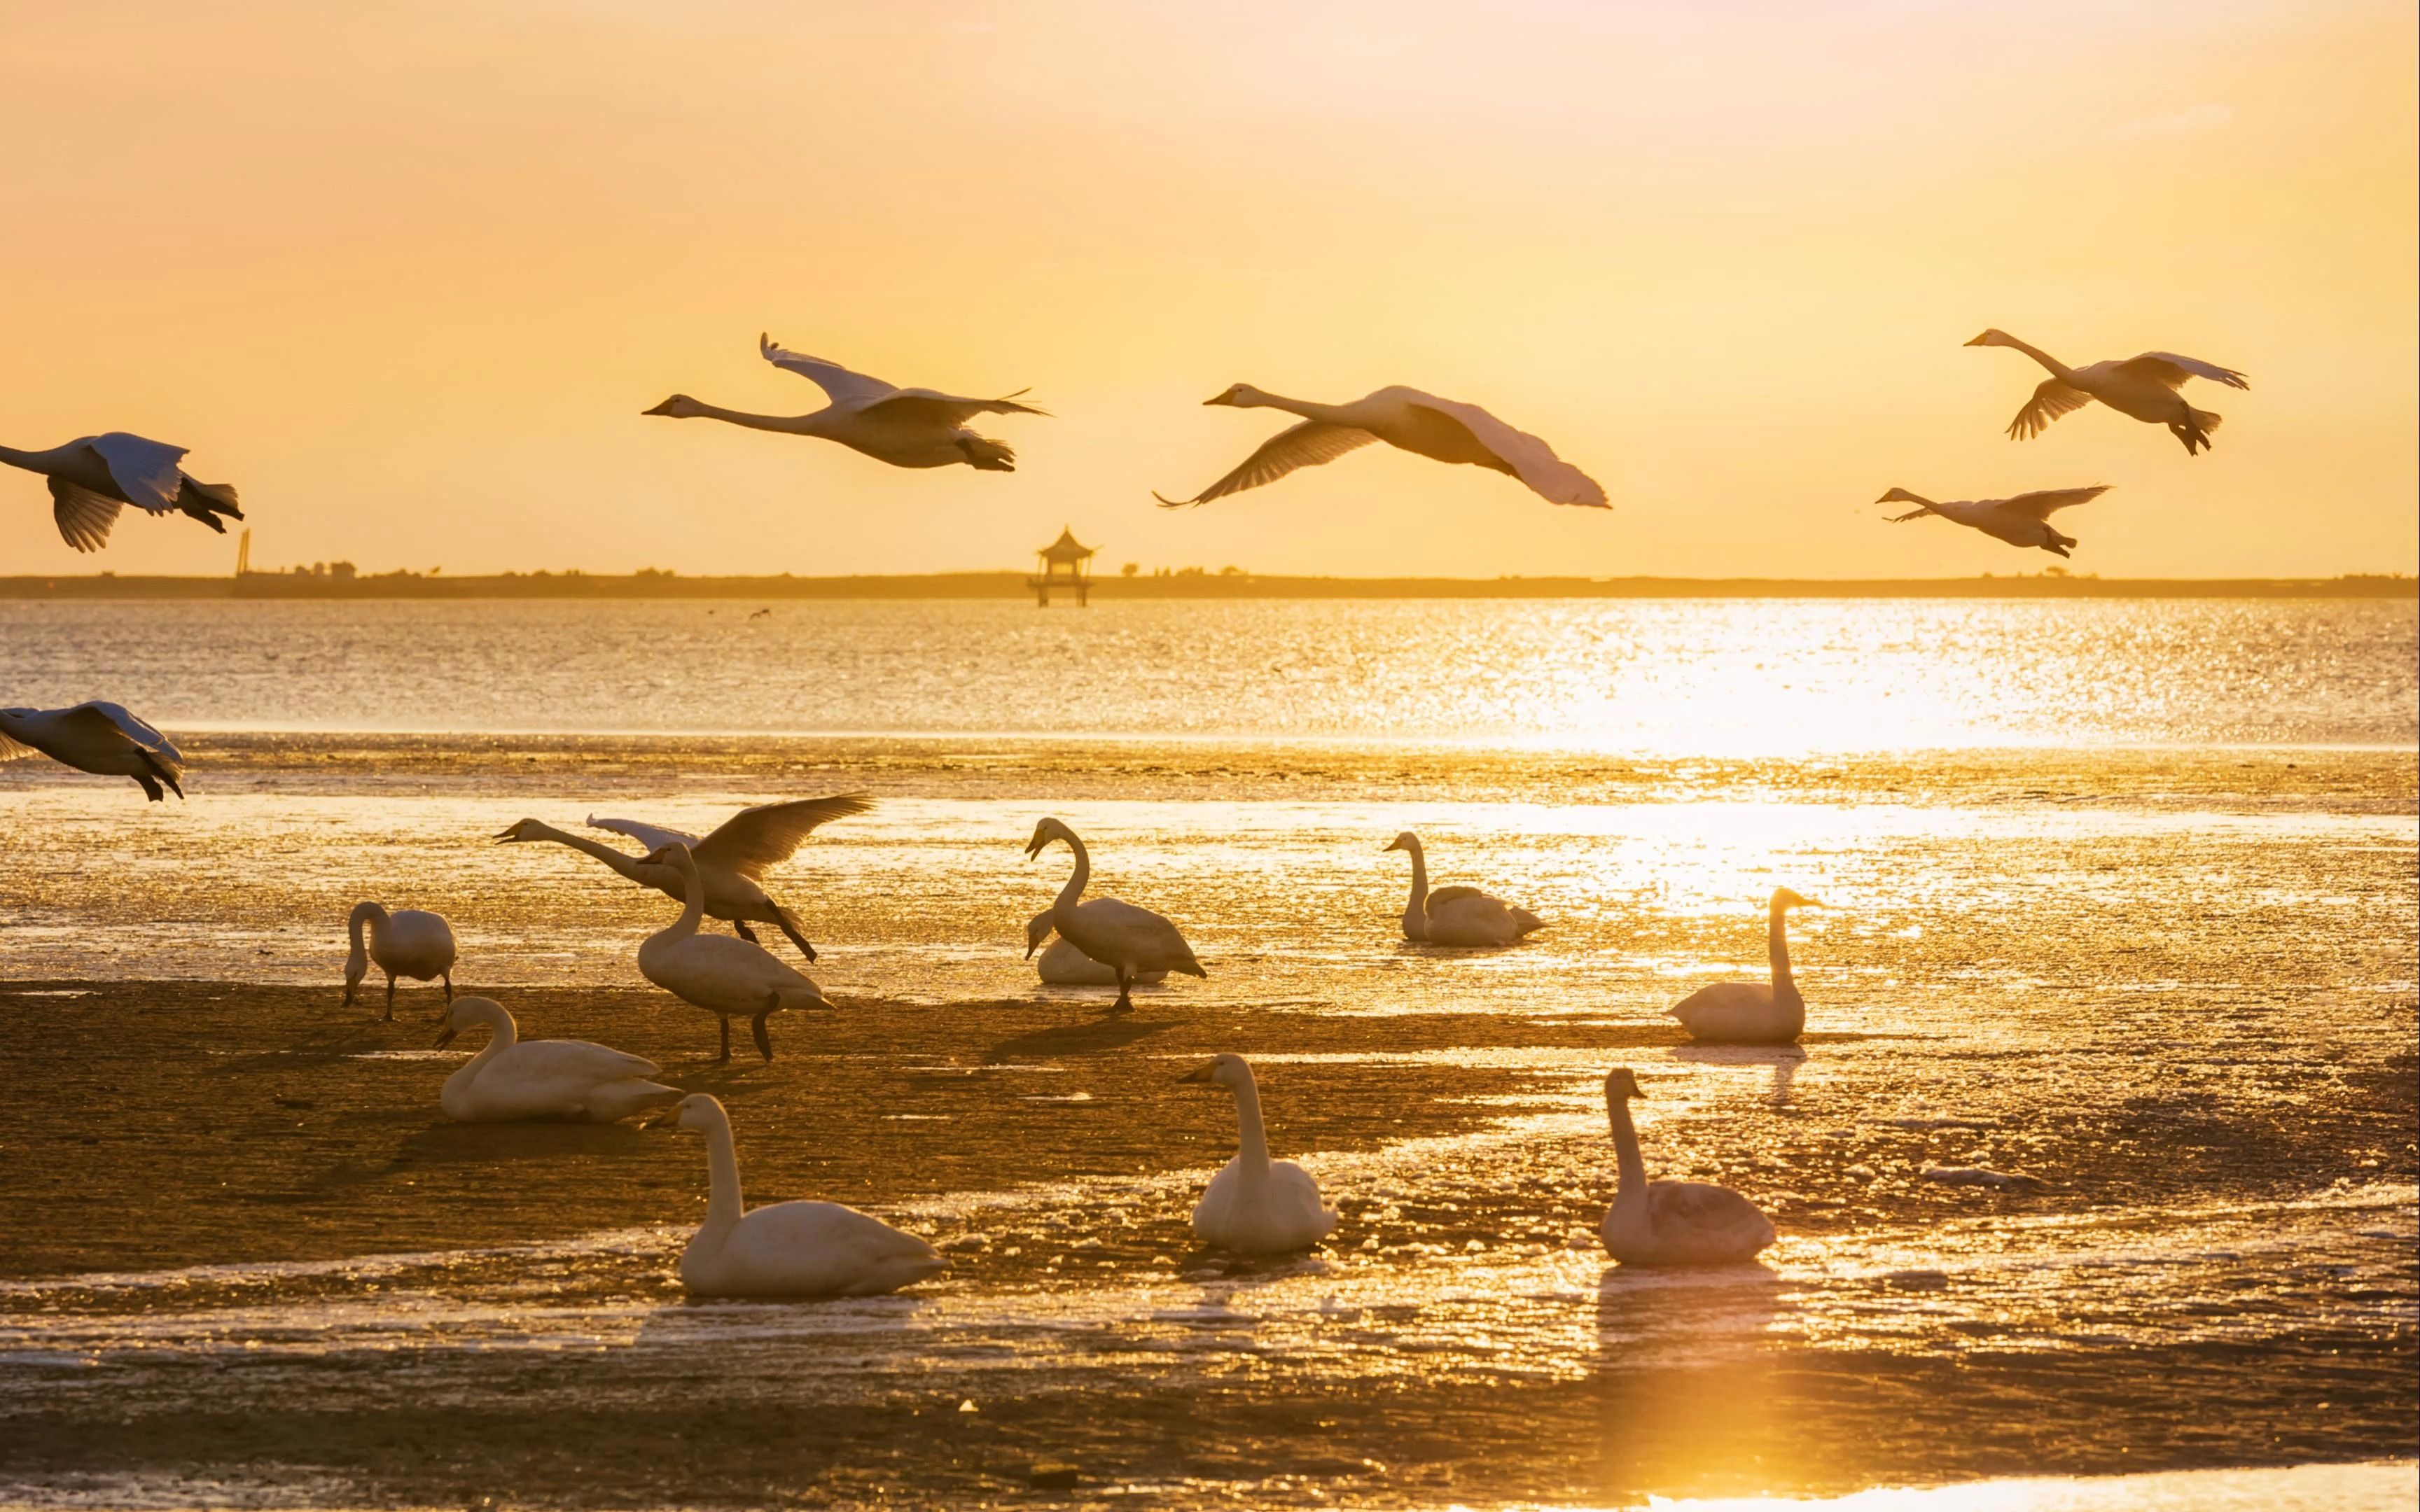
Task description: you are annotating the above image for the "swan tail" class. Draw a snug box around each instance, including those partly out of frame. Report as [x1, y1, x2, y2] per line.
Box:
[1511, 909, 1546, 937]
[175, 477, 243, 531]
[955, 435, 1016, 472]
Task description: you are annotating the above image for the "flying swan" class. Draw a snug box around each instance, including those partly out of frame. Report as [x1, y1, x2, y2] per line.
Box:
[1668, 888, 1818, 1045]
[1966, 330, 2248, 454]
[1181, 1053, 1338, 1254]
[644, 334, 1044, 472]
[1, 433, 242, 552]
[1600, 1068, 1776, 1266]
[1384, 831, 1545, 947]
[1154, 384, 1606, 509]
[433, 997, 680, 1124]
[637, 842, 833, 1062]
[1024, 817, 1205, 1015]
[342, 902, 458, 1020]
[0, 702, 185, 800]
[1877, 485, 2110, 558]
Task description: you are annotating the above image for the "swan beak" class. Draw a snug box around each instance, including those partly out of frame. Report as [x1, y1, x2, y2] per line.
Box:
[1962, 334, 1989, 346]
[1872, 493, 1893, 505]
[1178, 1063, 1218, 1084]
[642, 398, 679, 416]
[492, 828, 518, 843]
[1024, 938, 1041, 960]
[1381, 839, 1401, 853]
[433, 1025, 457, 1049]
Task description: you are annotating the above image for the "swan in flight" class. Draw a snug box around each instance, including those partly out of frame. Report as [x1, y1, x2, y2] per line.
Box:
[434, 997, 680, 1124]
[494, 793, 869, 962]
[1029, 910, 1167, 987]
[342, 902, 457, 1020]
[1600, 1068, 1776, 1266]
[1024, 818, 1204, 1015]
[1154, 384, 1606, 510]
[1877, 485, 2109, 558]
[660, 1093, 947, 1298]
[644, 334, 1043, 472]
[1669, 888, 1818, 1045]
[1181, 1054, 1337, 1254]
[1, 433, 242, 552]
[638, 842, 833, 1062]
[0, 702, 184, 801]
[1384, 832, 1544, 947]
[1966, 330, 2248, 454]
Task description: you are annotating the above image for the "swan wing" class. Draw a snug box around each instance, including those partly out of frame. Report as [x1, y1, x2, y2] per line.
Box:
[492, 1041, 666, 1108]
[86, 433, 188, 514]
[732, 1200, 945, 1294]
[690, 792, 873, 878]
[1274, 1162, 1337, 1231]
[586, 816, 701, 853]
[1647, 1180, 1775, 1250]
[70, 702, 181, 764]
[2115, 352, 2248, 391]
[47, 477, 127, 552]
[857, 388, 1046, 426]
[1153, 421, 1378, 507]
[1426, 885, 1490, 909]
[1394, 392, 1608, 509]
[1885, 503, 1946, 524]
[758, 334, 897, 404]
[1069, 896, 1203, 974]
[2008, 379, 2094, 439]
[1996, 485, 2109, 521]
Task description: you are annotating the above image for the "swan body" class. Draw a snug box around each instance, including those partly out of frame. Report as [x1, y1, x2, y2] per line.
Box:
[494, 793, 868, 962]
[342, 902, 457, 1020]
[1023, 818, 1204, 1014]
[1877, 486, 2108, 558]
[1181, 1054, 1337, 1254]
[0, 701, 184, 800]
[1, 433, 242, 552]
[644, 334, 1042, 472]
[665, 1094, 947, 1298]
[1030, 911, 1168, 986]
[1155, 383, 1606, 509]
[434, 997, 679, 1123]
[1669, 888, 1816, 1045]
[1966, 330, 2248, 455]
[1600, 1068, 1776, 1266]
[1384, 832, 1543, 947]
[637, 842, 832, 1061]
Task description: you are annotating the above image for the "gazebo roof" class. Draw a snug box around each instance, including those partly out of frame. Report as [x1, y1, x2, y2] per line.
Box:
[1037, 526, 1096, 564]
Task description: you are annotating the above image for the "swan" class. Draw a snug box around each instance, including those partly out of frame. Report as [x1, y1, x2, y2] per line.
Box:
[1, 433, 242, 552]
[1966, 330, 2248, 454]
[1669, 888, 1818, 1045]
[1877, 485, 2109, 558]
[644, 334, 1043, 472]
[1028, 910, 1167, 987]
[1180, 1054, 1337, 1254]
[494, 793, 869, 962]
[637, 842, 833, 1062]
[1023, 818, 1205, 1014]
[1154, 383, 1606, 510]
[342, 902, 457, 1020]
[1384, 832, 1544, 947]
[433, 997, 680, 1124]
[660, 1093, 948, 1298]
[0, 701, 184, 801]
[1600, 1068, 1776, 1266]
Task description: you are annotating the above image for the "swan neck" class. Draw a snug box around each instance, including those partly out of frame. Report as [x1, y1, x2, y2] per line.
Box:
[660, 857, 706, 941]
[1400, 844, 1429, 935]
[345, 902, 384, 976]
[0, 443, 41, 471]
[1052, 832, 1091, 917]
[693, 402, 818, 435]
[1254, 391, 1349, 426]
[461, 1008, 515, 1073]
[533, 824, 646, 877]
[1230, 1076, 1273, 1172]
[2002, 335, 2076, 383]
[1608, 1094, 1647, 1205]
[700, 1110, 746, 1231]
[1769, 904, 1795, 994]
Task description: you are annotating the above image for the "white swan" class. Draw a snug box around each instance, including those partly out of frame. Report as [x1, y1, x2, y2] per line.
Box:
[1668, 888, 1817, 1045]
[1877, 485, 2109, 558]
[433, 997, 680, 1124]
[1966, 330, 2248, 454]
[342, 902, 457, 1020]
[496, 794, 869, 962]
[1155, 383, 1606, 510]
[1023, 818, 1205, 1014]
[1, 433, 242, 552]
[637, 842, 833, 1061]
[1600, 1068, 1776, 1266]
[662, 1093, 948, 1298]
[0, 701, 184, 801]
[1181, 1054, 1337, 1254]
[644, 334, 1043, 472]
[1384, 832, 1544, 947]
[1028, 910, 1168, 987]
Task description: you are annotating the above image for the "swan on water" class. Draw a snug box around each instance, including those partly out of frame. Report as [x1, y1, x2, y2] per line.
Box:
[1668, 888, 1818, 1045]
[0, 702, 184, 801]
[494, 793, 869, 962]
[1877, 485, 2109, 558]
[342, 902, 457, 1020]
[1024, 818, 1205, 1015]
[1180, 1054, 1337, 1254]
[1154, 384, 1606, 509]
[644, 334, 1043, 472]
[433, 997, 680, 1124]
[2, 433, 242, 552]
[1384, 832, 1545, 947]
[638, 842, 833, 1062]
[1028, 909, 1168, 987]
[658, 1093, 948, 1298]
[1966, 330, 2248, 454]
[1600, 1068, 1776, 1266]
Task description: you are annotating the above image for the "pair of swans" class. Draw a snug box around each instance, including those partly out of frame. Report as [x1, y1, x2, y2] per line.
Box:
[1022, 818, 1204, 1013]
[436, 997, 679, 1124]
[1385, 831, 1545, 947]
[637, 842, 832, 1061]
[1968, 330, 2248, 455]
[496, 792, 868, 962]
[1600, 1068, 1776, 1266]
[1668, 888, 1818, 1046]
[342, 902, 457, 1019]
[0, 701, 184, 801]
[1877, 485, 2110, 558]
[1183, 1054, 1337, 1254]
[3, 432, 242, 552]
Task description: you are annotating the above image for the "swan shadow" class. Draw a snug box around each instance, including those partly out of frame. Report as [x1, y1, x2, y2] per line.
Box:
[384, 1116, 660, 1167]
[984, 1018, 1178, 1063]
[1668, 1044, 1804, 1107]
[1173, 1244, 1337, 1292]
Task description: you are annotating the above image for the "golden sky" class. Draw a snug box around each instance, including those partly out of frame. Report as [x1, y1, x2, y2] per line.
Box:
[2, 1, 2412, 579]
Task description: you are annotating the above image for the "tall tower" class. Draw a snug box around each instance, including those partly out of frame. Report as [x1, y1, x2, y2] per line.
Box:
[233, 528, 251, 577]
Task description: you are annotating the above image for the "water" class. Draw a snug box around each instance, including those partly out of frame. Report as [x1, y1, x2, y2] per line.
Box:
[0, 598, 2412, 1507]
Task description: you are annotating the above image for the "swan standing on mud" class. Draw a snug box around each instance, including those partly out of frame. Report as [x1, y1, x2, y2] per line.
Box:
[433, 997, 680, 1124]
[0, 702, 185, 801]
[1029, 909, 1168, 988]
[1877, 485, 2109, 559]
[1669, 888, 1819, 1045]
[342, 902, 457, 1019]
[1965, 330, 2248, 454]
[638, 843, 832, 1062]
[1384, 832, 1545, 947]
[1181, 1054, 1337, 1254]
[1600, 1068, 1776, 1266]
[1024, 818, 1204, 1014]
[1, 431, 242, 552]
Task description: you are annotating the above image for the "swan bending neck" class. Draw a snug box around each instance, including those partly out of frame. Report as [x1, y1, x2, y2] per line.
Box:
[1051, 832, 1092, 916]
[699, 1113, 746, 1231]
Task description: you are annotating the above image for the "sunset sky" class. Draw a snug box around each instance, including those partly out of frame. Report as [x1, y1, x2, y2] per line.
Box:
[2, 0, 2412, 580]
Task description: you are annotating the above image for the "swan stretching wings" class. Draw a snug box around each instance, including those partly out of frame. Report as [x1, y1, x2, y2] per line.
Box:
[1600, 1068, 1776, 1266]
[1181, 1054, 1337, 1254]
[644, 335, 1044, 472]
[1, 433, 242, 552]
[1668, 888, 1818, 1045]
[1966, 330, 2248, 455]
[495, 793, 868, 962]
[1384, 831, 1544, 947]
[434, 997, 679, 1124]
[0, 702, 185, 801]
[1877, 485, 2109, 558]
[1024, 817, 1204, 1015]
[638, 843, 833, 1062]
[1154, 384, 1606, 509]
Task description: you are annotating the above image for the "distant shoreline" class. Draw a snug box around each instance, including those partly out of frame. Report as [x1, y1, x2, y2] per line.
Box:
[1, 570, 2410, 601]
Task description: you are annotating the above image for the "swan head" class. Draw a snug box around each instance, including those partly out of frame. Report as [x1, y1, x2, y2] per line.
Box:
[493, 818, 545, 844]
[1023, 816, 1073, 860]
[644, 394, 704, 419]
[1771, 886, 1819, 911]
[655, 1092, 729, 1134]
[1963, 329, 2013, 349]
[1875, 487, 1923, 507]
[640, 841, 698, 872]
[1024, 909, 1055, 960]
[433, 995, 508, 1049]
[1202, 384, 1266, 408]
[1382, 831, 1421, 855]
[1179, 1051, 1254, 1091]
[1604, 1067, 1647, 1103]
